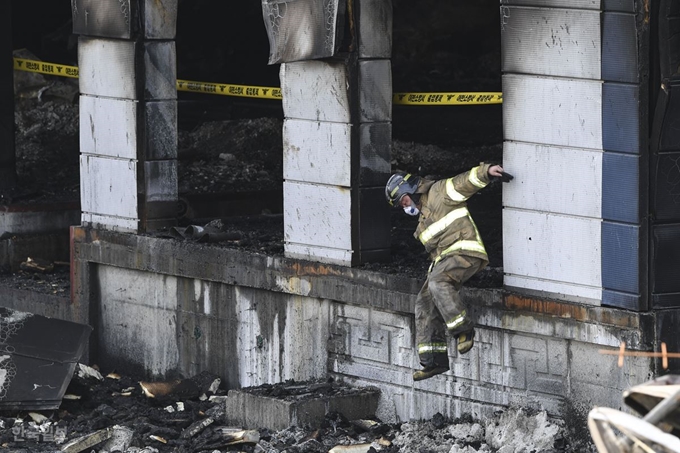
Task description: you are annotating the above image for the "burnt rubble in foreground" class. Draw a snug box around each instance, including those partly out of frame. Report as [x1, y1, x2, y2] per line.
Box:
[0, 365, 401, 453]
[0, 363, 581, 453]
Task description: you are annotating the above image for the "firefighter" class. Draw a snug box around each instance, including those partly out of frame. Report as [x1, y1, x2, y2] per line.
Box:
[385, 163, 512, 381]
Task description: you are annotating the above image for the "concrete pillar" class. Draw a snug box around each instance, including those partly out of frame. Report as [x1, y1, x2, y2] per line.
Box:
[72, 0, 178, 233]
[0, 1, 16, 190]
[280, 0, 392, 266]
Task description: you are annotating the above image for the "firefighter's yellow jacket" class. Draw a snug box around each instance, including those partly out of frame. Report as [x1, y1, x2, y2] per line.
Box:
[413, 163, 493, 265]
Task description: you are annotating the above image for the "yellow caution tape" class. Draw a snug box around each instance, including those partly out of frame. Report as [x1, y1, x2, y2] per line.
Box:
[13, 58, 79, 78]
[393, 92, 502, 105]
[177, 80, 282, 100]
[13, 57, 502, 105]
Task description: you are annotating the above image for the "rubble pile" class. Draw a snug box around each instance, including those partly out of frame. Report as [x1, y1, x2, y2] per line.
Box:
[0, 364, 587, 453]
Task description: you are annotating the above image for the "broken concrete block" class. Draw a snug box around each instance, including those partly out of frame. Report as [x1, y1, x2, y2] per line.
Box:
[225, 383, 380, 431]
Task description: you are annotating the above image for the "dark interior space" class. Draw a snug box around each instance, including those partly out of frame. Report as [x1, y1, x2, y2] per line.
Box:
[6, 0, 503, 288]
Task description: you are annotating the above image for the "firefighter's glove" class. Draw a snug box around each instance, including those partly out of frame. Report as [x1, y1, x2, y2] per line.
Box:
[498, 171, 514, 183]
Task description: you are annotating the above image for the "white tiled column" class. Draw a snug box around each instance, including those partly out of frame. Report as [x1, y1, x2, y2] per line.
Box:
[280, 0, 393, 266]
[73, 0, 178, 233]
[501, 2, 645, 308]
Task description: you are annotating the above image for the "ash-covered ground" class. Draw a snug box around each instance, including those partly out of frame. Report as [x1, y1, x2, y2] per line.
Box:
[0, 365, 589, 453]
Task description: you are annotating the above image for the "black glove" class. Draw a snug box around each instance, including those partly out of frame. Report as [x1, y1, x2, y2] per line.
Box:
[498, 171, 514, 183]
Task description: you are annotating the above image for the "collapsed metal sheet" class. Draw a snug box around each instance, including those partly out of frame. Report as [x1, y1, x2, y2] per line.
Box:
[0, 307, 92, 410]
[262, 0, 345, 64]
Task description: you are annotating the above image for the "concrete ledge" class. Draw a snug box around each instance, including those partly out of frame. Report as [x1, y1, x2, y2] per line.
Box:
[225, 387, 380, 431]
[69, 226, 667, 421]
[71, 227, 654, 347]
[71, 226, 419, 314]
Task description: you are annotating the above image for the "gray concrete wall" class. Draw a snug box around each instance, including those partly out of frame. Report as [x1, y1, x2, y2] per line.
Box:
[69, 227, 663, 423]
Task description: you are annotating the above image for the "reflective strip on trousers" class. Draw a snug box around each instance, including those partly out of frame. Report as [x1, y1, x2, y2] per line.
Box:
[446, 310, 467, 330]
[418, 343, 448, 354]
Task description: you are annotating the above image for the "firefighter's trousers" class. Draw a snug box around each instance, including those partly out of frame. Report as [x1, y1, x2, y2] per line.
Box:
[415, 254, 487, 368]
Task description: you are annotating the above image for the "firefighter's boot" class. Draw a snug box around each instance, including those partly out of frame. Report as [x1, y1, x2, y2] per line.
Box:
[413, 353, 450, 381]
[413, 364, 450, 381]
[456, 329, 475, 354]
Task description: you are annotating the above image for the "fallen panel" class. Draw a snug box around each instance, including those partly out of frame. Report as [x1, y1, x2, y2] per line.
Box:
[0, 307, 92, 410]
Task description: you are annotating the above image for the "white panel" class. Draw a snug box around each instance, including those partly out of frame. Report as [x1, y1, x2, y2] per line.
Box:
[284, 181, 351, 249]
[280, 61, 350, 122]
[504, 275, 602, 304]
[78, 38, 137, 99]
[283, 119, 352, 186]
[80, 155, 138, 219]
[502, 7, 601, 80]
[80, 96, 138, 159]
[503, 208, 602, 288]
[502, 74, 603, 149]
[502, 142, 602, 218]
[284, 243, 353, 266]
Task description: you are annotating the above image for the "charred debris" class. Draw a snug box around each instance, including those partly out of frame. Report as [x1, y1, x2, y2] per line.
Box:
[0, 365, 398, 453]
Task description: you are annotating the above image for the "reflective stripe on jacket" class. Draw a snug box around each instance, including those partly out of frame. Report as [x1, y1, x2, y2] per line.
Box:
[414, 163, 492, 265]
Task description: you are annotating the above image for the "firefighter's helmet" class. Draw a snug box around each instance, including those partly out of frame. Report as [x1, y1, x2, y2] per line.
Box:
[385, 172, 420, 207]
